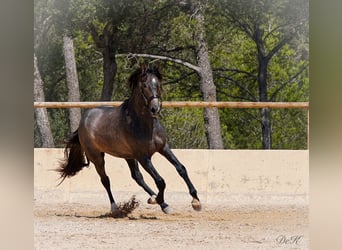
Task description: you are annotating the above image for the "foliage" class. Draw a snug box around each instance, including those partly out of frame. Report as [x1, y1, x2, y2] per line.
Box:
[34, 0, 309, 149]
[161, 108, 207, 149]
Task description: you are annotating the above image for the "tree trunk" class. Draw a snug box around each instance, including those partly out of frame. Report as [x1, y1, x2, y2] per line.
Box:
[260, 107, 272, 149]
[34, 54, 55, 147]
[258, 59, 272, 149]
[255, 27, 272, 149]
[89, 23, 117, 101]
[101, 45, 117, 101]
[63, 34, 81, 133]
[193, 2, 224, 149]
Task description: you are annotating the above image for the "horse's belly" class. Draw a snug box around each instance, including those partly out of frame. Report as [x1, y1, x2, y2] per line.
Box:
[105, 139, 162, 160]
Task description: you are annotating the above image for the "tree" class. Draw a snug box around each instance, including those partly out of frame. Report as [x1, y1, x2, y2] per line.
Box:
[34, 54, 55, 147]
[63, 34, 81, 132]
[123, 0, 224, 148]
[190, 0, 223, 149]
[87, 0, 143, 101]
[89, 23, 117, 101]
[34, 0, 309, 149]
[217, 0, 308, 149]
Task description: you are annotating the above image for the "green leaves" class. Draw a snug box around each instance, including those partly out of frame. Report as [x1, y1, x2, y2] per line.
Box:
[34, 0, 309, 149]
[161, 108, 207, 149]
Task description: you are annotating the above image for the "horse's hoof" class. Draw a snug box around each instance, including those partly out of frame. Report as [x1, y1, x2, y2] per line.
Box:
[162, 206, 173, 214]
[191, 198, 202, 211]
[111, 203, 118, 213]
[147, 195, 157, 205]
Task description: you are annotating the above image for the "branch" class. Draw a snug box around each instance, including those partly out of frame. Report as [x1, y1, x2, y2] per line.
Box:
[163, 71, 197, 85]
[266, 34, 294, 62]
[160, 45, 196, 53]
[270, 63, 309, 101]
[228, 13, 254, 39]
[213, 68, 257, 79]
[116, 53, 201, 73]
[216, 75, 258, 101]
[264, 23, 291, 41]
[217, 89, 256, 102]
[89, 23, 105, 50]
[241, 109, 261, 122]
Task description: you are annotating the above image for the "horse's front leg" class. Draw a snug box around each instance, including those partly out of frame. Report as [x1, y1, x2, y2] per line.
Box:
[138, 156, 171, 214]
[125, 159, 158, 205]
[159, 144, 201, 211]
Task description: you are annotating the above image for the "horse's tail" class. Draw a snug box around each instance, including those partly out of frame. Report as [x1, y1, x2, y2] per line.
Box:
[56, 130, 89, 185]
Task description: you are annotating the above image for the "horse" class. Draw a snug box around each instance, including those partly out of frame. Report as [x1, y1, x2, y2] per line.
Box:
[57, 65, 201, 214]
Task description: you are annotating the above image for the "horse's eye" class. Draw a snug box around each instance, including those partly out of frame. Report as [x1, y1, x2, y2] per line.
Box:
[143, 83, 147, 88]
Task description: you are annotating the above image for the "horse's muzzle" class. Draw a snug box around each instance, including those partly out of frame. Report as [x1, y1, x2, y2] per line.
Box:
[149, 97, 162, 117]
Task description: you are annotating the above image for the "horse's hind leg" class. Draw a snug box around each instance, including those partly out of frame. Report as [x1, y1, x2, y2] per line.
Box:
[91, 152, 117, 212]
[159, 144, 201, 211]
[126, 159, 158, 205]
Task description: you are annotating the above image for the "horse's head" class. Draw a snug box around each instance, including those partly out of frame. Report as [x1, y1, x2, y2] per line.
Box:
[129, 65, 163, 117]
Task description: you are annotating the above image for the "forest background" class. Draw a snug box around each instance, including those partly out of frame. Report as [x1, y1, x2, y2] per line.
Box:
[34, 0, 309, 149]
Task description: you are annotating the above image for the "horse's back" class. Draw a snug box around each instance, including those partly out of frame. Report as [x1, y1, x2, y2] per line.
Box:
[78, 106, 125, 152]
[81, 106, 122, 126]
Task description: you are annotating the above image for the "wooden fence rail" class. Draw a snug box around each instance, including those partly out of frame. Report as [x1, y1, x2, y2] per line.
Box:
[34, 101, 309, 109]
[34, 101, 309, 146]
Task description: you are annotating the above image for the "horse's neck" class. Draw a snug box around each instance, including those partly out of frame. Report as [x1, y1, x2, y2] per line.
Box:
[126, 96, 154, 129]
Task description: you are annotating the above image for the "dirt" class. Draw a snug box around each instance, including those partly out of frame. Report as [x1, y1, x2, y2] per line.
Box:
[34, 195, 308, 250]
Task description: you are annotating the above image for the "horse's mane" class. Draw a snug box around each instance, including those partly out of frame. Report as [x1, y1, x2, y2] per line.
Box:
[128, 66, 162, 90]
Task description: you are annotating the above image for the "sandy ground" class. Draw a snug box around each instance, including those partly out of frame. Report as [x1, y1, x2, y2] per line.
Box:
[34, 192, 308, 250]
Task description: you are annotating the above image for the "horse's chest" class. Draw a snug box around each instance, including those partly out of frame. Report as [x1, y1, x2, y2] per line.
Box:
[128, 128, 164, 153]
[129, 124, 150, 140]
[149, 133, 165, 151]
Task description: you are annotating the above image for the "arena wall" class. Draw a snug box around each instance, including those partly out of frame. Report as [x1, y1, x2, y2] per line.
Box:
[34, 148, 308, 205]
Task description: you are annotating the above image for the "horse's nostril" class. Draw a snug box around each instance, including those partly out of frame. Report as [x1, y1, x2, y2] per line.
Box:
[151, 107, 156, 113]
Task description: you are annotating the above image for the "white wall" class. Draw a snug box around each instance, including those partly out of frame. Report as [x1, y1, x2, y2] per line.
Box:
[34, 149, 308, 204]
